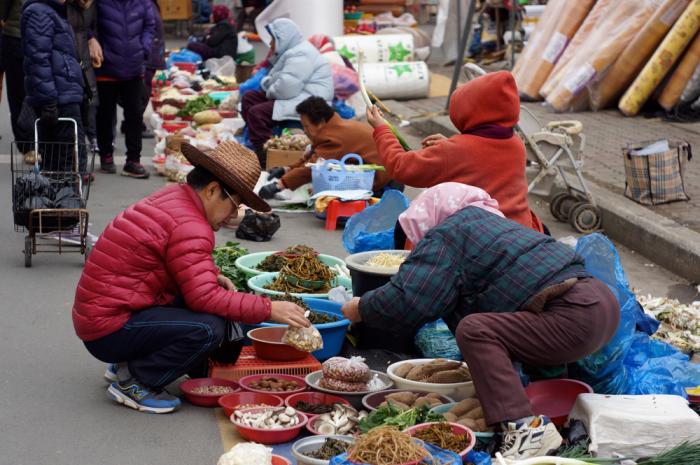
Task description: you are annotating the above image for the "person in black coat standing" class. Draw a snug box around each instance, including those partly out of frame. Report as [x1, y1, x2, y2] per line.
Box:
[187, 5, 237, 61]
[66, 0, 99, 152]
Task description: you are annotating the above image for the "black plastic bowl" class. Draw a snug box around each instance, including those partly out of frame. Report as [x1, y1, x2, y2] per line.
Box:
[344, 250, 409, 296]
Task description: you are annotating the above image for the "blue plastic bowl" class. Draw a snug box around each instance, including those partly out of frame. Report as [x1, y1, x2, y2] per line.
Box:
[209, 91, 233, 103]
[242, 298, 349, 361]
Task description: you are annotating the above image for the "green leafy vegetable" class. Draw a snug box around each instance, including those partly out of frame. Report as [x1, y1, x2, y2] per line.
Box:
[178, 95, 216, 117]
[213, 241, 250, 292]
[359, 403, 444, 433]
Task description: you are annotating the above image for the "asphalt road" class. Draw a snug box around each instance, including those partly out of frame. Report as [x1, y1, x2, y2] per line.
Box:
[1, 76, 696, 465]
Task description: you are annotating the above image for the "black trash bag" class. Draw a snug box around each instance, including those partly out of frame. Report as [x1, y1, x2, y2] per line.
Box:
[53, 185, 82, 209]
[14, 171, 53, 211]
[235, 209, 281, 242]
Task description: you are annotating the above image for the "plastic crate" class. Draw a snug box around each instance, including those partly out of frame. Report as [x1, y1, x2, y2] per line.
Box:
[209, 346, 321, 382]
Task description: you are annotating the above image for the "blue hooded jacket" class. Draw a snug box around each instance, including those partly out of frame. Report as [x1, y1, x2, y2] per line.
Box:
[96, 0, 156, 80]
[21, 0, 85, 107]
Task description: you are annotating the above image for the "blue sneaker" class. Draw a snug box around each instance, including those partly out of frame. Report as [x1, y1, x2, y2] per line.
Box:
[107, 380, 181, 414]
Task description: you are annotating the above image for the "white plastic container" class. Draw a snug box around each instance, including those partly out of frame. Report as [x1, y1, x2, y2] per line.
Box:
[386, 359, 476, 401]
[361, 61, 430, 100]
[332, 34, 415, 66]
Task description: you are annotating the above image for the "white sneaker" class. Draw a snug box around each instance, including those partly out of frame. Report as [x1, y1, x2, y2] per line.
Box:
[498, 415, 563, 461]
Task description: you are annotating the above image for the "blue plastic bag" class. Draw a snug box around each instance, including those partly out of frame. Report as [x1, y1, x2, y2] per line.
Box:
[330, 441, 461, 465]
[342, 190, 410, 253]
[165, 49, 202, 68]
[466, 450, 492, 465]
[415, 319, 462, 360]
[334, 99, 356, 119]
[573, 233, 700, 396]
[239, 67, 269, 97]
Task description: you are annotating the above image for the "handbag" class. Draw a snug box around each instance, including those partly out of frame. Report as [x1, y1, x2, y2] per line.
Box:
[623, 139, 692, 205]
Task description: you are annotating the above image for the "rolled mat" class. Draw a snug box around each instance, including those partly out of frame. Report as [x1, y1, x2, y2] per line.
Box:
[539, 0, 614, 99]
[591, 0, 690, 110]
[658, 30, 700, 110]
[619, 0, 700, 116]
[546, 0, 658, 113]
[512, 0, 594, 101]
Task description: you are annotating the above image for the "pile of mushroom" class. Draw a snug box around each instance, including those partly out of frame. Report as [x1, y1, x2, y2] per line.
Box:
[232, 407, 301, 429]
[309, 404, 367, 435]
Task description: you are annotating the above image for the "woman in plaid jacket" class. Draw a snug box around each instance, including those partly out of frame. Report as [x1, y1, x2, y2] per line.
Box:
[342, 183, 619, 462]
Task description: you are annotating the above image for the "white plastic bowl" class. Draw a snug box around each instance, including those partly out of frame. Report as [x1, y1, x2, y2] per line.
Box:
[386, 358, 475, 400]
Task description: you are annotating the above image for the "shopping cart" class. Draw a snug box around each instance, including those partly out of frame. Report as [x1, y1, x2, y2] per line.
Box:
[462, 64, 601, 234]
[11, 118, 95, 267]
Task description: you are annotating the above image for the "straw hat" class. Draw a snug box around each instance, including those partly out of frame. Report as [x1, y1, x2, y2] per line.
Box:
[181, 141, 270, 212]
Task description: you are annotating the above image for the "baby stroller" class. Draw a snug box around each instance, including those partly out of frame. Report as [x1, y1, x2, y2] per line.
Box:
[463, 64, 601, 234]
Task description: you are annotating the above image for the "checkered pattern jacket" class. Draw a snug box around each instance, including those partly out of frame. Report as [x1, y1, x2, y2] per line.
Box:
[359, 207, 591, 333]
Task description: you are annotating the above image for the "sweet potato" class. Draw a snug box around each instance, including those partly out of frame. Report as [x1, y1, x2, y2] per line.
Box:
[457, 418, 479, 430]
[425, 392, 443, 400]
[428, 398, 443, 407]
[413, 396, 434, 408]
[394, 362, 414, 379]
[379, 400, 411, 411]
[423, 360, 463, 377]
[465, 406, 483, 420]
[426, 369, 471, 384]
[405, 365, 430, 381]
[386, 391, 417, 406]
[449, 398, 480, 417]
[475, 419, 488, 432]
[443, 412, 458, 422]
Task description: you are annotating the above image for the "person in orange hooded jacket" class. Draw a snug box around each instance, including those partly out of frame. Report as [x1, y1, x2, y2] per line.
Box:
[366, 70, 543, 233]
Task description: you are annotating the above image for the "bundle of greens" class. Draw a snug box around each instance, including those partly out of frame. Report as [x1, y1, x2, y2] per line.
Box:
[530, 441, 700, 465]
[358, 403, 444, 433]
[212, 242, 249, 291]
[178, 95, 216, 117]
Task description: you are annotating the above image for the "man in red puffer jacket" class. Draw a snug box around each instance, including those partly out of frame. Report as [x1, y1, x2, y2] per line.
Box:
[73, 141, 309, 414]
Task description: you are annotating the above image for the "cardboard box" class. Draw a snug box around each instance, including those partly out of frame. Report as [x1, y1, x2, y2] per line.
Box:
[158, 0, 192, 21]
[266, 149, 305, 169]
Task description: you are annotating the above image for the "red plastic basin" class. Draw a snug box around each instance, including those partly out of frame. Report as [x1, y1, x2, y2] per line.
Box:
[524, 379, 593, 426]
[272, 456, 291, 465]
[218, 392, 284, 417]
[284, 392, 351, 417]
[162, 122, 188, 133]
[404, 422, 476, 460]
[180, 378, 241, 407]
[232, 406, 308, 444]
[239, 373, 307, 399]
[247, 326, 307, 362]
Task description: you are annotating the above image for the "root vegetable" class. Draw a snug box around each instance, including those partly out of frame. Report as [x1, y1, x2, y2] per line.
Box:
[449, 398, 481, 417]
[385, 392, 417, 405]
[465, 407, 483, 420]
[475, 419, 488, 432]
[412, 397, 433, 408]
[405, 365, 429, 381]
[423, 360, 463, 377]
[427, 368, 471, 384]
[457, 418, 479, 430]
[393, 363, 414, 379]
[379, 400, 411, 411]
[443, 412, 458, 422]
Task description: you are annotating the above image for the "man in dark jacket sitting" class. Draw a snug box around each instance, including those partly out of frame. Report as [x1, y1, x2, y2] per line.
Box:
[21, 0, 86, 173]
[187, 5, 238, 61]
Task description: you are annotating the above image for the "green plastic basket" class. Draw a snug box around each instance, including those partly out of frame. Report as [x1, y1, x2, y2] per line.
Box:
[248, 272, 352, 300]
[235, 252, 346, 278]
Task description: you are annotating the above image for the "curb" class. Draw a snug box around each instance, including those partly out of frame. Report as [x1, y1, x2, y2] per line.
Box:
[410, 116, 700, 283]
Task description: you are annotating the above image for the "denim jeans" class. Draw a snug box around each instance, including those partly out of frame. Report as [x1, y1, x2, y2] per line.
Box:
[84, 305, 226, 389]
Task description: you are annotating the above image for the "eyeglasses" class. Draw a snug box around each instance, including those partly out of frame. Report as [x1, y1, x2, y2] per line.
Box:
[222, 187, 240, 210]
